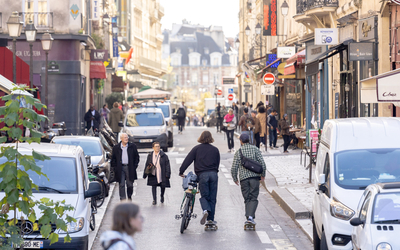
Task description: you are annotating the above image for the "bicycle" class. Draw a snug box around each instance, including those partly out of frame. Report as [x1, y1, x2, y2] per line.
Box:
[175, 172, 198, 234]
[90, 197, 96, 231]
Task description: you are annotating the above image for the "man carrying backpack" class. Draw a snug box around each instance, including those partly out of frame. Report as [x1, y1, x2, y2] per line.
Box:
[238, 108, 255, 144]
[176, 105, 186, 134]
[231, 133, 266, 227]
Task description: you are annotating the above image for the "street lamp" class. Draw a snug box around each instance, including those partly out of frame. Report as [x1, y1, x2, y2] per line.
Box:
[281, 0, 289, 16]
[103, 13, 110, 23]
[41, 31, 53, 128]
[235, 38, 240, 48]
[245, 25, 251, 36]
[25, 19, 37, 90]
[7, 11, 23, 83]
[255, 23, 262, 35]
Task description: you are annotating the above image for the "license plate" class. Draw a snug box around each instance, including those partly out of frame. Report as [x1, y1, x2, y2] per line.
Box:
[140, 139, 153, 143]
[18, 241, 44, 249]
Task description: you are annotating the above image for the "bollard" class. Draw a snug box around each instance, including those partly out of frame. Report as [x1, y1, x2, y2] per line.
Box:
[309, 139, 313, 183]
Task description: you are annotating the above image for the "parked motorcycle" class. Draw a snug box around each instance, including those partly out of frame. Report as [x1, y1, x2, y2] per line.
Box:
[88, 164, 109, 208]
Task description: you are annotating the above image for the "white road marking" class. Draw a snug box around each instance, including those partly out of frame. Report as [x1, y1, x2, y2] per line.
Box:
[178, 147, 185, 152]
[271, 224, 282, 231]
[224, 174, 231, 179]
[256, 231, 272, 244]
[271, 239, 296, 250]
[176, 158, 184, 164]
[227, 179, 236, 186]
[221, 168, 228, 172]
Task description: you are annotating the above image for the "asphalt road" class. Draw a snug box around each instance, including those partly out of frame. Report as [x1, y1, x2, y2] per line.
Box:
[92, 126, 313, 250]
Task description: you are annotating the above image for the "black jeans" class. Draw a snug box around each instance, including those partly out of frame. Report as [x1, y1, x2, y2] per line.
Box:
[269, 128, 277, 147]
[198, 171, 218, 221]
[283, 134, 290, 152]
[119, 165, 133, 200]
[152, 185, 165, 201]
[216, 118, 223, 132]
[254, 132, 260, 148]
[178, 118, 185, 132]
[240, 177, 260, 219]
[226, 129, 235, 150]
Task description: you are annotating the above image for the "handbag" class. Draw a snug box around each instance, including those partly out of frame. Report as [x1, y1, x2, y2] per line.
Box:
[239, 149, 263, 174]
[144, 153, 160, 175]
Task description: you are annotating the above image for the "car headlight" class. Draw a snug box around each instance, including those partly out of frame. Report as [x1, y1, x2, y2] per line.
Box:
[330, 199, 354, 220]
[377, 243, 392, 250]
[159, 126, 167, 134]
[59, 217, 84, 233]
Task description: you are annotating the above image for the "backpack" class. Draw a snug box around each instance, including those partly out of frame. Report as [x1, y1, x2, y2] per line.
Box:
[245, 116, 254, 130]
[102, 239, 133, 250]
[177, 108, 185, 118]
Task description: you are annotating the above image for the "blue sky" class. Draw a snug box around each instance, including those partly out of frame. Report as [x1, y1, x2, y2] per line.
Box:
[160, 0, 240, 38]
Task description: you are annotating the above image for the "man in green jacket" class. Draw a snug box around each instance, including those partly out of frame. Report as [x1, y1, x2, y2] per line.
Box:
[231, 133, 266, 226]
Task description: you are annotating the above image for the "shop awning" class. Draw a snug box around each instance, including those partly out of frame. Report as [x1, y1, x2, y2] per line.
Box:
[305, 40, 353, 67]
[90, 61, 106, 79]
[0, 74, 33, 96]
[360, 68, 400, 104]
[284, 50, 306, 75]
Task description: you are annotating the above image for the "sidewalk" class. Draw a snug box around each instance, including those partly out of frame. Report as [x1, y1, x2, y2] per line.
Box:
[263, 155, 315, 242]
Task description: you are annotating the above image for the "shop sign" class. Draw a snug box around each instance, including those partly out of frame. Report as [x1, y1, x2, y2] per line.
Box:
[306, 42, 327, 64]
[349, 42, 374, 61]
[277, 47, 296, 58]
[263, 0, 277, 36]
[266, 54, 280, 68]
[116, 70, 127, 81]
[261, 85, 275, 95]
[90, 50, 109, 61]
[315, 28, 339, 45]
[359, 16, 377, 41]
[91, 0, 100, 20]
[335, 93, 339, 119]
[377, 73, 400, 102]
[222, 77, 235, 85]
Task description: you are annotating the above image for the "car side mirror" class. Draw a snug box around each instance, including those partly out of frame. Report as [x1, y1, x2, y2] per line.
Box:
[318, 174, 326, 185]
[85, 155, 91, 166]
[350, 217, 364, 227]
[118, 121, 123, 127]
[318, 184, 328, 194]
[85, 181, 102, 199]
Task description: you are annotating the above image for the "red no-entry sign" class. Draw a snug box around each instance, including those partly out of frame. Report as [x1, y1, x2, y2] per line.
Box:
[263, 73, 275, 85]
[217, 89, 223, 95]
[228, 94, 234, 101]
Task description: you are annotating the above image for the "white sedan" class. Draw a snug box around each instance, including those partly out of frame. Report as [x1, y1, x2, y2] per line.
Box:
[350, 182, 400, 250]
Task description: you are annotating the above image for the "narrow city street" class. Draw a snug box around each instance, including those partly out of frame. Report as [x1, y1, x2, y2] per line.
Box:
[92, 127, 313, 250]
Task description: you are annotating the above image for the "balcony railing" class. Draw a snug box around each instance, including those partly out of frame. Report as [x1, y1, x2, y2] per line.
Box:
[140, 56, 161, 70]
[19, 12, 53, 31]
[296, 0, 338, 15]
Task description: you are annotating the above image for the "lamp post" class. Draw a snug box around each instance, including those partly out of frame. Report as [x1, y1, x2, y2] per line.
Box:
[25, 19, 37, 90]
[281, 0, 289, 41]
[41, 31, 53, 128]
[7, 11, 23, 84]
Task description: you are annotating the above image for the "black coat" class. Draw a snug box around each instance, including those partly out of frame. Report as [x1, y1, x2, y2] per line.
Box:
[84, 109, 101, 130]
[143, 151, 171, 188]
[111, 142, 140, 183]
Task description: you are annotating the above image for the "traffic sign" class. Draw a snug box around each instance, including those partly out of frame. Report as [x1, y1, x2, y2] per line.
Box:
[217, 89, 223, 96]
[228, 94, 234, 101]
[263, 73, 276, 85]
[261, 85, 275, 95]
[228, 88, 234, 94]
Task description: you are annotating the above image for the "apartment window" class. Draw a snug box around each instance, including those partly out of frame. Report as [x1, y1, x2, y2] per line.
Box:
[174, 75, 179, 86]
[191, 73, 198, 86]
[24, 0, 49, 27]
[203, 73, 209, 84]
[213, 73, 219, 84]
[210, 52, 222, 66]
[202, 59, 208, 66]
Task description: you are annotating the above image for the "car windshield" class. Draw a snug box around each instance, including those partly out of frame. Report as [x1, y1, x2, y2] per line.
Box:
[334, 149, 400, 189]
[53, 139, 102, 156]
[126, 112, 164, 127]
[372, 193, 400, 224]
[157, 105, 170, 118]
[0, 157, 77, 193]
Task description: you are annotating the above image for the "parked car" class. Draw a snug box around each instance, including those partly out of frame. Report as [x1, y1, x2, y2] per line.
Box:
[0, 143, 102, 250]
[122, 107, 169, 152]
[312, 117, 400, 250]
[143, 101, 174, 147]
[350, 182, 400, 250]
[51, 136, 111, 179]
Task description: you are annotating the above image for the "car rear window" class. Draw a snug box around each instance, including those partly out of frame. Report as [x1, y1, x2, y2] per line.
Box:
[126, 112, 164, 126]
[372, 193, 400, 224]
[53, 139, 102, 156]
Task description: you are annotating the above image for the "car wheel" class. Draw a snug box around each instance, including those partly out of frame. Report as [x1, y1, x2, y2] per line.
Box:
[320, 230, 328, 250]
[168, 133, 173, 147]
[313, 220, 321, 250]
[163, 147, 168, 152]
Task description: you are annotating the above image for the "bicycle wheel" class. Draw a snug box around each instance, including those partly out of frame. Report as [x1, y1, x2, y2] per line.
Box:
[96, 195, 105, 207]
[90, 207, 96, 231]
[180, 196, 192, 234]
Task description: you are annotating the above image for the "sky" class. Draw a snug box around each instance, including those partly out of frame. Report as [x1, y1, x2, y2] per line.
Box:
[160, 0, 240, 38]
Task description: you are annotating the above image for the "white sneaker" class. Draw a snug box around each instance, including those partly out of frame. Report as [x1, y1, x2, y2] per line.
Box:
[200, 210, 208, 225]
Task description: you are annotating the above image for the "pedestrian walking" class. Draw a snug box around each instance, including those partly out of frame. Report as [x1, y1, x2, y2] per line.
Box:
[267, 110, 278, 149]
[111, 133, 140, 200]
[179, 131, 220, 227]
[100, 104, 110, 123]
[251, 110, 261, 148]
[231, 102, 239, 130]
[109, 102, 124, 138]
[256, 106, 267, 150]
[143, 142, 171, 205]
[231, 133, 266, 226]
[239, 102, 245, 119]
[238, 108, 255, 144]
[216, 103, 223, 133]
[176, 105, 186, 134]
[278, 114, 291, 153]
[100, 202, 142, 250]
[84, 105, 101, 132]
[223, 109, 236, 152]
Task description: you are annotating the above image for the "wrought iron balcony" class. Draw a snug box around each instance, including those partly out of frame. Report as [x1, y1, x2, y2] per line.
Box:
[296, 0, 338, 15]
[19, 12, 53, 31]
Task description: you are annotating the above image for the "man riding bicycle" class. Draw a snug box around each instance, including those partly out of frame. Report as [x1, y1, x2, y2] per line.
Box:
[179, 131, 220, 228]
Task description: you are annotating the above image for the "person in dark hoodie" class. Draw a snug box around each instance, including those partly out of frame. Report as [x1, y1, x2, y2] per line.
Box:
[179, 131, 220, 228]
[176, 104, 186, 134]
[100, 202, 142, 250]
[108, 102, 124, 138]
[84, 105, 101, 131]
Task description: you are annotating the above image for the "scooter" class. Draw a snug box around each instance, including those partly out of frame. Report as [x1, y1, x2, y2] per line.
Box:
[88, 164, 110, 208]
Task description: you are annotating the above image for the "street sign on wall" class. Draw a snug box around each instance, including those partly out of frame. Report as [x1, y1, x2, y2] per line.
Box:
[349, 42, 374, 61]
[263, 73, 275, 85]
[315, 28, 339, 45]
[261, 85, 275, 95]
[228, 88, 234, 94]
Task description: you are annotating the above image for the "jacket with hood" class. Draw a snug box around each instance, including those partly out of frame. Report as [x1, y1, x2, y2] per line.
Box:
[100, 230, 136, 250]
[84, 109, 101, 130]
[109, 107, 124, 133]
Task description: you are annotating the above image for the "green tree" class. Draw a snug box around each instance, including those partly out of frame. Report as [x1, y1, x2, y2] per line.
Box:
[105, 92, 124, 109]
[0, 87, 75, 249]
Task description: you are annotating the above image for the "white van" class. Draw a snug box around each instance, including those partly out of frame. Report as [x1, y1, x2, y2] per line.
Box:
[312, 117, 400, 250]
[0, 143, 101, 250]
